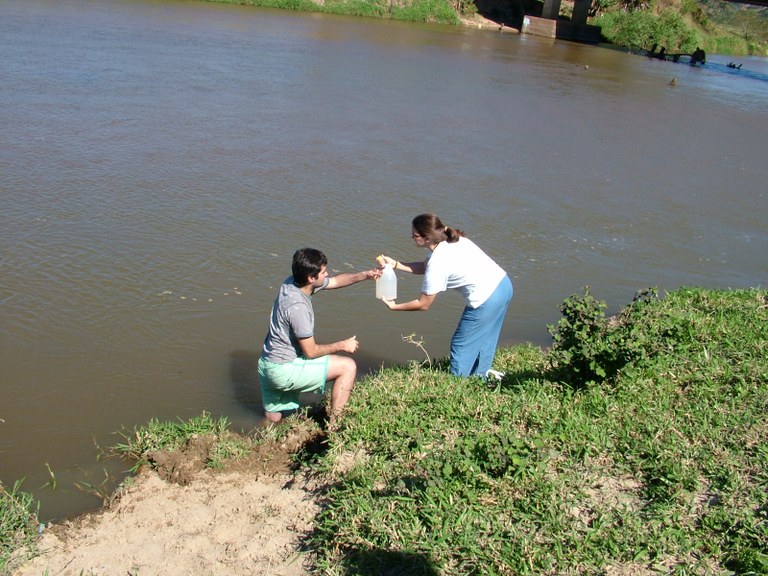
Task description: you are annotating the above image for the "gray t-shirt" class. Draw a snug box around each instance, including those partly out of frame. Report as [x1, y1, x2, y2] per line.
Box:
[261, 276, 328, 364]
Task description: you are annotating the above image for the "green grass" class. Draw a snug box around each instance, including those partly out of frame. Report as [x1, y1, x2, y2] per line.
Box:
[4, 287, 766, 575]
[0, 480, 40, 574]
[310, 287, 768, 575]
[111, 411, 235, 471]
[209, 0, 461, 24]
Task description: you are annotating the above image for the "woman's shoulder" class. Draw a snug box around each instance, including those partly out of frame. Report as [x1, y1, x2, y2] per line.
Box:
[443, 235, 472, 246]
[434, 236, 478, 259]
[454, 236, 480, 251]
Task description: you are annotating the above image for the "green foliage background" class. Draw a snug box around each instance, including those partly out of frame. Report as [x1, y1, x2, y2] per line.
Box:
[592, 0, 768, 55]
[210, 0, 767, 54]
[211, 0, 462, 23]
[215, 0, 767, 55]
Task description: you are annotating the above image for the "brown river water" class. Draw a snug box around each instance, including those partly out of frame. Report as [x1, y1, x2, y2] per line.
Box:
[1, 0, 766, 520]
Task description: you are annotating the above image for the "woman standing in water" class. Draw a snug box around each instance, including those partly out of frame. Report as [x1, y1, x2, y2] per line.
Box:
[378, 213, 513, 379]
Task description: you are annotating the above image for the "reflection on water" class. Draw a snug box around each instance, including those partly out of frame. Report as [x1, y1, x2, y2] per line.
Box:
[1, 0, 766, 520]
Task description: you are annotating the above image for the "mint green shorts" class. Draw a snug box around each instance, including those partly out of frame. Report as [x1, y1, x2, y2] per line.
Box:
[257, 356, 329, 413]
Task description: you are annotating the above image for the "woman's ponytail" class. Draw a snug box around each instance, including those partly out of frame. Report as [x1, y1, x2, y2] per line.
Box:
[444, 225, 465, 243]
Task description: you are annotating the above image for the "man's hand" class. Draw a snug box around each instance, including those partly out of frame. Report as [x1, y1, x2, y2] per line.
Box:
[299, 335, 359, 358]
[381, 299, 396, 310]
[366, 268, 383, 281]
[340, 335, 359, 354]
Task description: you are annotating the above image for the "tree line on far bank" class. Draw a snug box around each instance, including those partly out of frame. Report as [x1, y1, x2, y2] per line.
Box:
[590, 0, 768, 56]
[212, 0, 766, 56]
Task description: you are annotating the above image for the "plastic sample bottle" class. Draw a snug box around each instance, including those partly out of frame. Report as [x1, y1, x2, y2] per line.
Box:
[376, 264, 397, 300]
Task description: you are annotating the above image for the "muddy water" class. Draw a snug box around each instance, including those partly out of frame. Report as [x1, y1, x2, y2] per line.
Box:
[1, 0, 766, 520]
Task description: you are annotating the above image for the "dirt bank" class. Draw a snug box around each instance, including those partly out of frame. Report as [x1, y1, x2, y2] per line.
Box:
[10, 427, 326, 576]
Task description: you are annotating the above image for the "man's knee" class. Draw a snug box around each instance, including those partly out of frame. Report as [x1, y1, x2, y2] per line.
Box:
[327, 354, 357, 380]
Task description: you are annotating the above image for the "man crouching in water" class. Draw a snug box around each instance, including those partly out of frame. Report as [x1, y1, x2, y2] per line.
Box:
[258, 248, 381, 426]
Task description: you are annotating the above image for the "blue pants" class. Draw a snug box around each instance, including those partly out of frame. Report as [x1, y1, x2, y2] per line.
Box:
[449, 275, 513, 377]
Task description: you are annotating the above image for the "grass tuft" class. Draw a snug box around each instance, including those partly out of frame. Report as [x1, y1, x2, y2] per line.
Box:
[112, 411, 232, 472]
[0, 479, 40, 574]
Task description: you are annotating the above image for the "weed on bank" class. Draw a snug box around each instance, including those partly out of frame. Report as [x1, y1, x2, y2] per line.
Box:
[0, 480, 40, 573]
[310, 287, 768, 575]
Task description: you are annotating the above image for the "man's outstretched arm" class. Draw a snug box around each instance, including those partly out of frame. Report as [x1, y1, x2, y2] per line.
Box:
[326, 268, 380, 289]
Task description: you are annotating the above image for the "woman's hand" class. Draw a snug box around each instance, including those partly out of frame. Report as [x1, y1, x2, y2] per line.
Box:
[375, 254, 397, 269]
[383, 293, 436, 312]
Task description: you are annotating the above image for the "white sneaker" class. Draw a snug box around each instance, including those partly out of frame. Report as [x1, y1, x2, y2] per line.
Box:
[485, 369, 505, 381]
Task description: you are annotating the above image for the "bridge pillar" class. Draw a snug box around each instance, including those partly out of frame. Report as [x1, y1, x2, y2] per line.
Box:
[572, 0, 591, 24]
[522, 0, 601, 42]
[541, 0, 562, 20]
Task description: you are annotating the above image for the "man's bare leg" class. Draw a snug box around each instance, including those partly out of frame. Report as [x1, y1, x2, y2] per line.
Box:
[264, 411, 282, 423]
[326, 354, 357, 425]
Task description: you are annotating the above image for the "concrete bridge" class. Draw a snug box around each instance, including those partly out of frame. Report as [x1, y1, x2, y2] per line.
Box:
[521, 0, 602, 43]
[473, 0, 602, 42]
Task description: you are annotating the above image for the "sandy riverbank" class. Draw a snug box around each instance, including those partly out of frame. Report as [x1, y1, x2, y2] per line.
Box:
[10, 426, 326, 576]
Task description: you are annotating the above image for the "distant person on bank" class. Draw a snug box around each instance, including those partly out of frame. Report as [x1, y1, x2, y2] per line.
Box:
[377, 213, 513, 379]
[258, 248, 381, 425]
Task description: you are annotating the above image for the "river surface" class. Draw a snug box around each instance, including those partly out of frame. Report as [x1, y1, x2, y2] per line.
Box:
[1, 0, 766, 520]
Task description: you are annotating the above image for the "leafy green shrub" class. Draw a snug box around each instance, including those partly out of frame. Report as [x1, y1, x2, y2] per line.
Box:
[595, 8, 701, 51]
[546, 287, 659, 387]
[595, 10, 659, 49]
[657, 9, 702, 50]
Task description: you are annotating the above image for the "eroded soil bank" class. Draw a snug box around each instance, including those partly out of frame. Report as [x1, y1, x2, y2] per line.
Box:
[11, 424, 327, 576]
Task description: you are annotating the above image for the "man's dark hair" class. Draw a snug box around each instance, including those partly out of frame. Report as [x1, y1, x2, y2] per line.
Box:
[292, 248, 327, 286]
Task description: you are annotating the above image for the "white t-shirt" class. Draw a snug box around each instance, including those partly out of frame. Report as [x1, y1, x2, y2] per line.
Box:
[421, 237, 507, 308]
